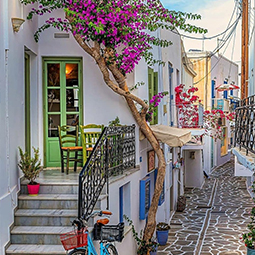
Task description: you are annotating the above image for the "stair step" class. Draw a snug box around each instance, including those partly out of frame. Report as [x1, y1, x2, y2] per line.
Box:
[18, 194, 78, 209]
[11, 226, 73, 245]
[15, 209, 77, 226]
[6, 244, 66, 255]
[20, 183, 78, 195]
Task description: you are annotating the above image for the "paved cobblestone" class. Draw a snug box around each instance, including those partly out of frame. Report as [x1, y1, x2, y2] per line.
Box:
[158, 159, 253, 255]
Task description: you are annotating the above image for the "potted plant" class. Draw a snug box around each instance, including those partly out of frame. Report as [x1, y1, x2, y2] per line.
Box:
[18, 147, 42, 196]
[149, 240, 158, 255]
[124, 215, 158, 255]
[241, 182, 255, 255]
[156, 222, 170, 246]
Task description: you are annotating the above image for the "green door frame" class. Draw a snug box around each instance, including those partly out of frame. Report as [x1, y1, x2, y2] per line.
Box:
[43, 57, 83, 167]
[148, 67, 158, 125]
[25, 53, 31, 155]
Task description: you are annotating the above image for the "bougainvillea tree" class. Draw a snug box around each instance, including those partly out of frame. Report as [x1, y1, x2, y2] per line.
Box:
[175, 84, 236, 141]
[21, 0, 207, 251]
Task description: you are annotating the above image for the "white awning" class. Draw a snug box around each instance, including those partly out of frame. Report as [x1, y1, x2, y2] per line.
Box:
[150, 125, 192, 147]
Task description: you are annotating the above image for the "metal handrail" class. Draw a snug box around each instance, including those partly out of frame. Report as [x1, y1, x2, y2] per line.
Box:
[78, 125, 136, 219]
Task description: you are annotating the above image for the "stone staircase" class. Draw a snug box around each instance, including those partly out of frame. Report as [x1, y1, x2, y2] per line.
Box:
[6, 179, 79, 255]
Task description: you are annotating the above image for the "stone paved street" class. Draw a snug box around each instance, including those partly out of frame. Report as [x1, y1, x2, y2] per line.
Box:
[157, 159, 254, 255]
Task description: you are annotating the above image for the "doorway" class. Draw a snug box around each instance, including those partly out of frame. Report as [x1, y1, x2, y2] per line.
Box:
[43, 58, 83, 167]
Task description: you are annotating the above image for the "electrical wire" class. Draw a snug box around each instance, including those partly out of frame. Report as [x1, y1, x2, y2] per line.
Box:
[193, 17, 240, 85]
[228, 16, 237, 79]
[185, 15, 241, 66]
[171, 14, 241, 40]
[181, 0, 241, 65]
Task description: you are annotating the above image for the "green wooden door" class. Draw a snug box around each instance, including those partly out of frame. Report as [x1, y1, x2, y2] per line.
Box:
[43, 58, 82, 167]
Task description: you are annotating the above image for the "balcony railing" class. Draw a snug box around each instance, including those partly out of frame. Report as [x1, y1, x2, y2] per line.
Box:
[234, 96, 255, 155]
[78, 125, 136, 219]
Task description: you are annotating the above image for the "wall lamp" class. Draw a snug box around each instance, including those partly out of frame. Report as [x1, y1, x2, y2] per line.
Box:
[11, 18, 25, 32]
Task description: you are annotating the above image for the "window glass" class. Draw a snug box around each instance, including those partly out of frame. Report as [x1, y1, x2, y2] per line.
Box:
[47, 64, 60, 87]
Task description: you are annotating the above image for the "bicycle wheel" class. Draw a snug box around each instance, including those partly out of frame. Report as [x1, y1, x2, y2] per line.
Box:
[68, 248, 87, 255]
[105, 244, 118, 255]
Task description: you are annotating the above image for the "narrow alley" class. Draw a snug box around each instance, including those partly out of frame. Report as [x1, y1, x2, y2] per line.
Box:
[158, 159, 253, 255]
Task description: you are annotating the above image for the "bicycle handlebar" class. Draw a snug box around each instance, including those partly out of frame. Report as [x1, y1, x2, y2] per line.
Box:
[73, 210, 112, 228]
[101, 210, 112, 215]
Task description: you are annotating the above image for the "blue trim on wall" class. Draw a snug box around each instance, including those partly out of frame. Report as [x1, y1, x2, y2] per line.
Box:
[119, 186, 123, 223]
[223, 80, 227, 99]
[211, 80, 215, 99]
[139, 176, 151, 220]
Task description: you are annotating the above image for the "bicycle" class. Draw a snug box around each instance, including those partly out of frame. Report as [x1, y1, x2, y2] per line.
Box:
[60, 210, 124, 255]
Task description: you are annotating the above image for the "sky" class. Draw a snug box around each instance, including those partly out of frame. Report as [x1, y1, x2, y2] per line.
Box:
[161, 0, 242, 64]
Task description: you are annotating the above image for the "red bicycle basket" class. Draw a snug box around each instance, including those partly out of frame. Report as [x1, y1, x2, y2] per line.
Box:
[60, 229, 88, 251]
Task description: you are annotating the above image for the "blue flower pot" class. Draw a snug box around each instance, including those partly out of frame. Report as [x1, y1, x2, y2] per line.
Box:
[156, 230, 169, 246]
[247, 247, 255, 255]
[149, 243, 158, 255]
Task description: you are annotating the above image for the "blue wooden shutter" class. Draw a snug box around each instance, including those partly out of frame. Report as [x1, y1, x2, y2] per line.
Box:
[223, 81, 227, 99]
[211, 80, 215, 99]
[119, 186, 123, 222]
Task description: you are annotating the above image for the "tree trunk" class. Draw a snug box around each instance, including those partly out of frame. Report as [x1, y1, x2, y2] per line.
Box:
[70, 32, 167, 252]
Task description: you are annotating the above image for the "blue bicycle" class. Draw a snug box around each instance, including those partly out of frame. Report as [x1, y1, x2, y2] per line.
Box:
[60, 210, 124, 255]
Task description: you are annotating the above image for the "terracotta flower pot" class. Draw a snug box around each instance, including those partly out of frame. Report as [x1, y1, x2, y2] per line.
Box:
[27, 183, 40, 196]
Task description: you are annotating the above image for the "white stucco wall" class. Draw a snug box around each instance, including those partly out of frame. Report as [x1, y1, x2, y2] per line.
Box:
[161, 28, 182, 127]
[0, 2, 40, 254]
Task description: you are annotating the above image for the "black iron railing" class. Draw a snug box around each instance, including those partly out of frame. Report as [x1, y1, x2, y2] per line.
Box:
[78, 125, 136, 219]
[234, 96, 255, 155]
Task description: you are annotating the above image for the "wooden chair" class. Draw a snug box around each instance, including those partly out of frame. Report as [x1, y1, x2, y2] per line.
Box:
[58, 125, 83, 174]
[80, 124, 104, 164]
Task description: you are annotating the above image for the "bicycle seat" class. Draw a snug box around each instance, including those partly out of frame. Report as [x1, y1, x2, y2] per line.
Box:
[97, 218, 109, 225]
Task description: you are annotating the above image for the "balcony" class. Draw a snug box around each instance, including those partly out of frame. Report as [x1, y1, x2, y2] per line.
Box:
[233, 96, 255, 172]
[212, 98, 230, 112]
[177, 103, 204, 128]
[234, 96, 255, 155]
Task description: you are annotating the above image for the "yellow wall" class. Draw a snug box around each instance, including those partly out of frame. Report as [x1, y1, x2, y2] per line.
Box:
[190, 57, 212, 110]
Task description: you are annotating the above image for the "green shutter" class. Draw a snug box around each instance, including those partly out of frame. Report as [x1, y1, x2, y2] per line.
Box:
[148, 68, 159, 125]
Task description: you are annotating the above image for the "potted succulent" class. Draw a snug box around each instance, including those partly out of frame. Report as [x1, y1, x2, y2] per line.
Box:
[18, 147, 42, 196]
[156, 222, 170, 246]
[241, 182, 255, 255]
